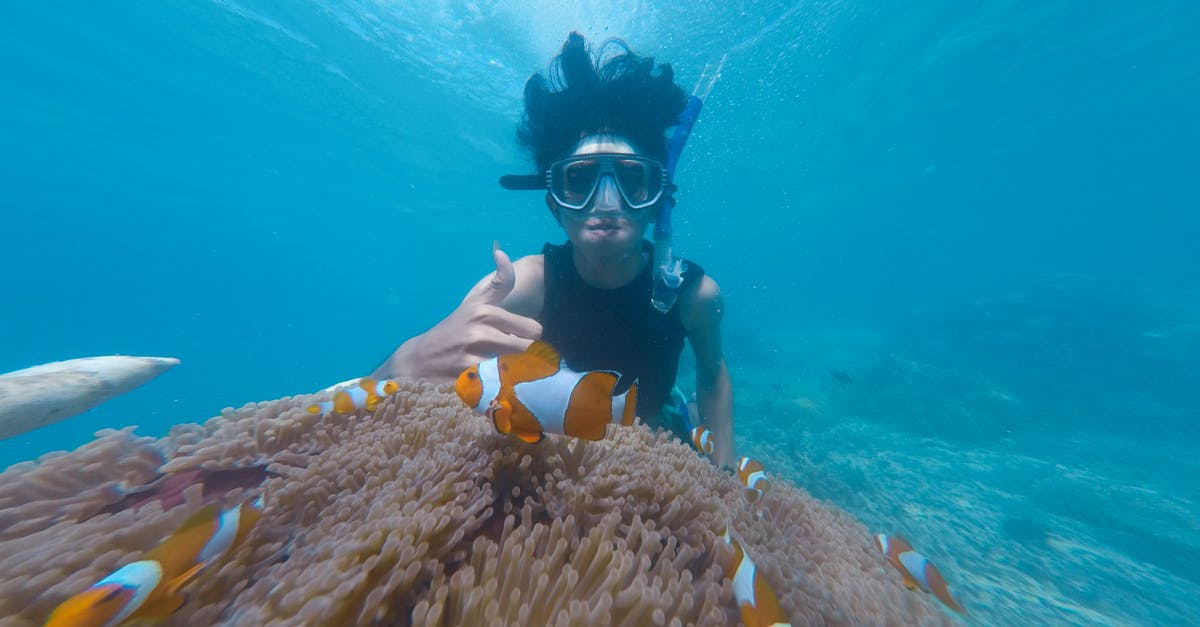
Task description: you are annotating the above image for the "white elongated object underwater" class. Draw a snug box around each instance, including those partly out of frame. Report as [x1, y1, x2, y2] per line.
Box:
[0, 356, 179, 440]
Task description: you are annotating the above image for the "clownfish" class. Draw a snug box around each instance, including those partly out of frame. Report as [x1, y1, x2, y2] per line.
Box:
[737, 457, 770, 503]
[690, 425, 715, 455]
[874, 533, 966, 614]
[45, 496, 264, 627]
[455, 341, 637, 443]
[306, 377, 398, 414]
[723, 527, 791, 627]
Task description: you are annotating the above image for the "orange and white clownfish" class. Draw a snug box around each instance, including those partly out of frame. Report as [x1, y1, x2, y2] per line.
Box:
[45, 495, 264, 627]
[307, 377, 398, 414]
[690, 426, 715, 455]
[874, 533, 966, 614]
[723, 527, 791, 627]
[737, 457, 770, 503]
[454, 341, 637, 443]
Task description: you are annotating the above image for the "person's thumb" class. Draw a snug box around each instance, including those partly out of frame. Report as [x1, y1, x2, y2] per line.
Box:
[472, 240, 516, 304]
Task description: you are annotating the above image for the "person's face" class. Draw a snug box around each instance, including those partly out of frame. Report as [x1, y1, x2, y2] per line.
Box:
[547, 135, 655, 253]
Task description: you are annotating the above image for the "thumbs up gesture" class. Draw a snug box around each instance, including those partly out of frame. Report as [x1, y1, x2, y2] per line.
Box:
[466, 241, 520, 310]
[374, 242, 543, 382]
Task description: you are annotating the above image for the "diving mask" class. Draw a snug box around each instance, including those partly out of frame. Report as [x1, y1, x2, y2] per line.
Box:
[547, 154, 667, 210]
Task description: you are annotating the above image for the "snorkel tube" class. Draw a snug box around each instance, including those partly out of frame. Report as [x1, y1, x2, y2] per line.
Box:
[651, 94, 703, 313]
[652, 54, 724, 313]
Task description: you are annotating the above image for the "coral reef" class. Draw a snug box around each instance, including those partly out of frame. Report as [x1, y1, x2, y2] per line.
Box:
[0, 380, 944, 626]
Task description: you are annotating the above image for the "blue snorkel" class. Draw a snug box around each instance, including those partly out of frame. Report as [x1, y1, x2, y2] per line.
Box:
[652, 54, 725, 312]
[651, 94, 704, 313]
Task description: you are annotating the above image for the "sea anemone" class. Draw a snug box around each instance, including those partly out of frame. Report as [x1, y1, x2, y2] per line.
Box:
[0, 380, 945, 625]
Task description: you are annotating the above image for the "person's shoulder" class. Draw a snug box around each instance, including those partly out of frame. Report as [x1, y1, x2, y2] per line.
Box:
[680, 272, 722, 331]
[512, 253, 545, 277]
[685, 274, 721, 309]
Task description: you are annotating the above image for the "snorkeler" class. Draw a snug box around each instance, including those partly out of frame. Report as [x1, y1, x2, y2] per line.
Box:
[374, 32, 734, 467]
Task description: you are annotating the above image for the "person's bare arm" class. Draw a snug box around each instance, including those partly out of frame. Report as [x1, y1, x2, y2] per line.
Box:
[681, 275, 734, 468]
[373, 244, 544, 383]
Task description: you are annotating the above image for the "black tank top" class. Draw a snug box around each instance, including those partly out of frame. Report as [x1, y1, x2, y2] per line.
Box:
[540, 240, 704, 434]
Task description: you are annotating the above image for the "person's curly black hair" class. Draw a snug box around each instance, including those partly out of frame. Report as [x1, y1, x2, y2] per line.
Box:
[518, 32, 687, 173]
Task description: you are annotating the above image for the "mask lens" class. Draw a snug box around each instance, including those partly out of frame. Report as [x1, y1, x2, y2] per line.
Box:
[554, 159, 601, 208]
[615, 158, 661, 207]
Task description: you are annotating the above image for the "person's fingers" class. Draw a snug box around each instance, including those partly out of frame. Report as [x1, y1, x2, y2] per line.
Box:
[469, 328, 536, 359]
[465, 240, 517, 306]
[484, 305, 543, 340]
[492, 239, 514, 281]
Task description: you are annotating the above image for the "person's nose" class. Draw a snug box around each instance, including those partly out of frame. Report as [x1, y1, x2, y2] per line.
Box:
[590, 174, 622, 211]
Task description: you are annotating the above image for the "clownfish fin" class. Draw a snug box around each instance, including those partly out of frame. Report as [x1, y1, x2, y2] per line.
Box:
[620, 381, 637, 427]
[150, 504, 220, 549]
[515, 430, 543, 443]
[143, 505, 222, 571]
[360, 379, 378, 403]
[163, 562, 207, 598]
[489, 399, 513, 434]
[939, 585, 967, 614]
[524, 341, 562, 369]
[331, 390, 356, 413]
[132, 589, 188, 619]
[919, 555, 967, 614]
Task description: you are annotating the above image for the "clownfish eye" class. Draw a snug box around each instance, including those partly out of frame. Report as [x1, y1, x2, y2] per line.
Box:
[467, 371, 478, 379]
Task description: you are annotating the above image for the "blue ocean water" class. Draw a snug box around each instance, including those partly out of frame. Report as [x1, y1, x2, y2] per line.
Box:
[1, 1, 1197, 625]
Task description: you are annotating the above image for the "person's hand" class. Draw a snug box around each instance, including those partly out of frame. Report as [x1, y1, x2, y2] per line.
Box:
[375, 243, 542, 382]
